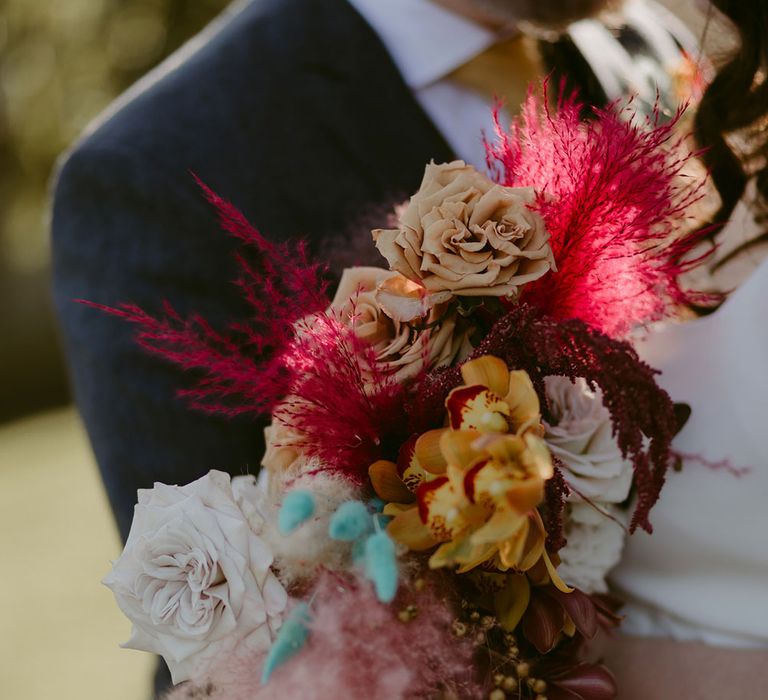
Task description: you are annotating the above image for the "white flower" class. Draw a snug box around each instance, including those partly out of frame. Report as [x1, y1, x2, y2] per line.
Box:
[557, 502, 627, 593]
[103, 470, 288, 685]
[544, 376, 633, 503]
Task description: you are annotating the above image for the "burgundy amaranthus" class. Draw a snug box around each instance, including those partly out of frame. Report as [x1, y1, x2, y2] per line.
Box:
[541, 464, 571, 552]
[408, 305, 678, 534]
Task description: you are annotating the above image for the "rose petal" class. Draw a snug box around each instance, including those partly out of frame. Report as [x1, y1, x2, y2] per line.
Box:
[375, 274, 432, 322]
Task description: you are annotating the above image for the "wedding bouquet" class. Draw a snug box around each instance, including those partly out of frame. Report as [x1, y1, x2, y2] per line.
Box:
[98, 89, 710, 700]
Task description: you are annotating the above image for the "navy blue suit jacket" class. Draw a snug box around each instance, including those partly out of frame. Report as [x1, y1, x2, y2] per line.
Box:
[53, 0, 458, 540]
[51, 0, 691, 694]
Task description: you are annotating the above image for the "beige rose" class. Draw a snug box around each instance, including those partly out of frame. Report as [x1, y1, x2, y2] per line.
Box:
[373, 160, 554, 299]
[330, 266, 472, 383]
[261, 418, 305, 483]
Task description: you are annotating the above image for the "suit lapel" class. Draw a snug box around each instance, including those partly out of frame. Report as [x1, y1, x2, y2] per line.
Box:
[297, 0, 455, 200]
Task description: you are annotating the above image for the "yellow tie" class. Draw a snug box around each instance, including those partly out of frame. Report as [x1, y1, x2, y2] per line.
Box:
[449, 34, 545, 116]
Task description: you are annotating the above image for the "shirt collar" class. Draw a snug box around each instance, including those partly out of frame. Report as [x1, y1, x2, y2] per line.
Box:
[346, 0, 496, 89]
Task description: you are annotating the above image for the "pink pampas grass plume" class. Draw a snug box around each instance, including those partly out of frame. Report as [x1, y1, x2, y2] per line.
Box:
[274, 311, 409, 483]
[167, 573, 481, 700]
[487, 85, 713, 338]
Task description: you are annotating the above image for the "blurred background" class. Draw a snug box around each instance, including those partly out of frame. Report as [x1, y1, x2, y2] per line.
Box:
[0, 2, 733, 700]
[0, 0, 230, 424]
[0, 2, 227, 699]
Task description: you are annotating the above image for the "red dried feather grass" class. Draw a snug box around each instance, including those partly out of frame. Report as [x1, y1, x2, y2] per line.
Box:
[82, 181, 408, 479]
[486, 85, 714, 338]
[274, 312, 408, 483]
[82, 179, 328, 416]
[408, 305, 678, 534]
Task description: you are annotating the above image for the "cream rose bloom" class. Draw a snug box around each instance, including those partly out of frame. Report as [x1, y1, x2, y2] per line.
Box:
[544, 376, 633, 504]
[557, 502, 628, 594]
[103, 470, 287, 684]
[544, 378, 633, 593]
[373, 161, 554, 299]
[329, 266, 473, 382]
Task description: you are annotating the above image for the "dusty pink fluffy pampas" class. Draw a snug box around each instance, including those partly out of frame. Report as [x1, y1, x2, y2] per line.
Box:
[167, 574, 481, 700]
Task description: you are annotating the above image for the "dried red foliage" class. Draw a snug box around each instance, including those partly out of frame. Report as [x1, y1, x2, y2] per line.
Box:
[541, 463, 570, 552]
[517, 589, 617, 699]
[82, 179, 329, 417]
[274, 313, 409, 483]
[523, 586, 598, 655]
[486, 86, 715, 338]
[515, 585, 617, 699]
[82, 181, 408, 481]
[535, 659, 617, 700]
[409, 305, 677, 533]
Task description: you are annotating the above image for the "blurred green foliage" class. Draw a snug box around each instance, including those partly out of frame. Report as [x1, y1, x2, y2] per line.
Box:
[0, 0, 228, 422]
[0, 0, 229, 272]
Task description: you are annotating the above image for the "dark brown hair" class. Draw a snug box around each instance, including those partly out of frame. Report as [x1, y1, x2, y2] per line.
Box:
[694, 1, 768, 264]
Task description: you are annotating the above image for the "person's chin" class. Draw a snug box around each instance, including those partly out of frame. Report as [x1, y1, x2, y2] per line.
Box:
[457, 0, 619, 28]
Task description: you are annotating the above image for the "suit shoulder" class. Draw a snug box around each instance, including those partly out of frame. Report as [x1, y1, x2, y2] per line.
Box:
[65, 0, 312, 169]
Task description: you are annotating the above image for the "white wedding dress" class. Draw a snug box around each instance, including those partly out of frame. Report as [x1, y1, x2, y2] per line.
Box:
[609, 256, 768, 648]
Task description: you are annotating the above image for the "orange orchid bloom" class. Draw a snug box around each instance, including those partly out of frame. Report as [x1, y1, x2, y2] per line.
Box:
[370, 356, 568, 592]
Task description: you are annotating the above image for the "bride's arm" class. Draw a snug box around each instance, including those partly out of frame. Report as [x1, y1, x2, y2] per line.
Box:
[603, 635, 768, 699]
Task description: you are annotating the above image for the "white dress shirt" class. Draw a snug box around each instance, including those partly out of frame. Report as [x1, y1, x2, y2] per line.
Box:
[346, 0, 701, 171]
[347, 0, 505, 170]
